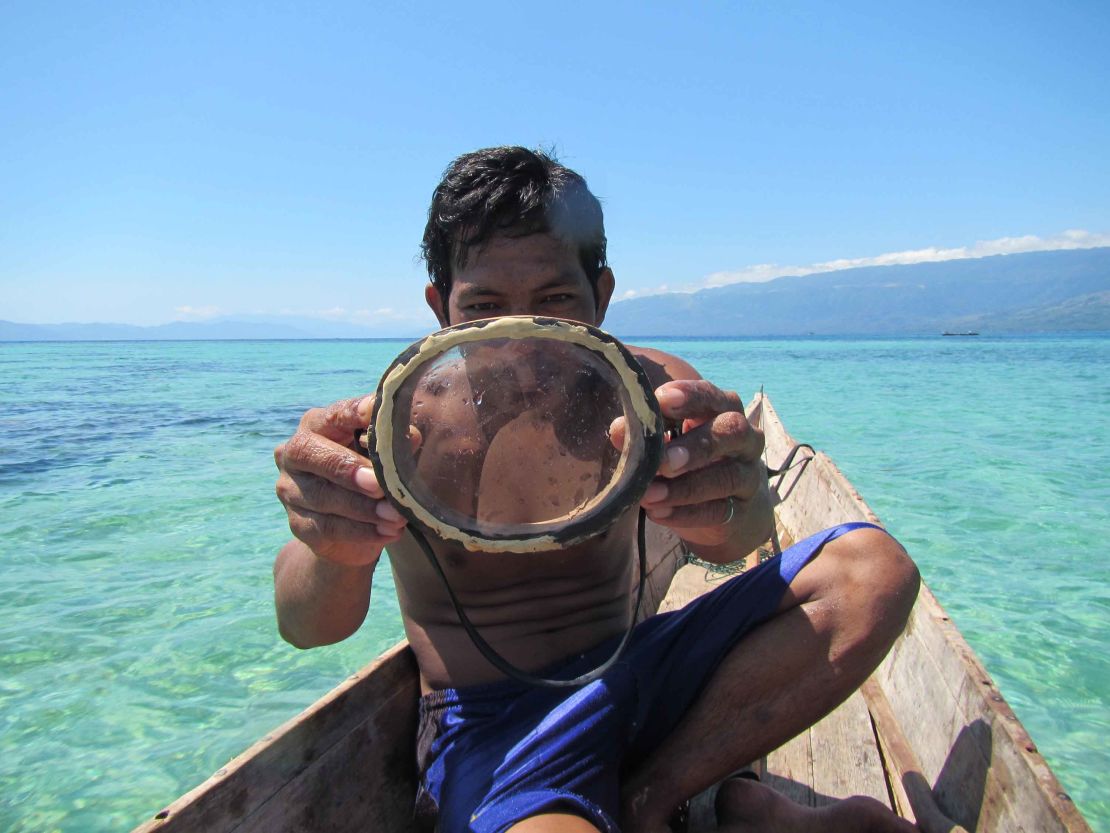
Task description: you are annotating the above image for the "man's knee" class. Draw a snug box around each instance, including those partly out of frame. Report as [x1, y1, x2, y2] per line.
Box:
[831, 527, 919, 613]
[507, 813, 604, 832]
[790, 527, 921, 651]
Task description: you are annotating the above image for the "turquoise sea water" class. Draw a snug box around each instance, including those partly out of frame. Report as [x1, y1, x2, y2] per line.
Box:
[1, 335, 1107, 831]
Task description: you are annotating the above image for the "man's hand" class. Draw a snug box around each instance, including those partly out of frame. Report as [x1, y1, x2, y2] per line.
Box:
[614, 380, 772, 558]
[274, 395, 407, 567]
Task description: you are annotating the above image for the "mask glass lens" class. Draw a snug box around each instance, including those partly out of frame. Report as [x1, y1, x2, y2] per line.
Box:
[371, 318, 662, 551]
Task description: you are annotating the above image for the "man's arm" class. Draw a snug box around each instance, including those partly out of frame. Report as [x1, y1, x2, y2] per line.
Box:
[272, 395, 407, 648]
[625, 348, 774, 563]
[273, 539, 378, 648]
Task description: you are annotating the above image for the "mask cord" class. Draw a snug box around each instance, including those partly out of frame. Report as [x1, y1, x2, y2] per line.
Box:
[409, 508, 648, 688]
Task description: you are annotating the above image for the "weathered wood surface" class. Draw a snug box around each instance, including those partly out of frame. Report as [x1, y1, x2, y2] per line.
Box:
[636, 519, 689, 624]
[862, 677, 970, 833]
[809, 688, 890, 806]
[871, 583, 1092, 833]
[132, 643, 420, 833]
[755, 393, 1092, 833]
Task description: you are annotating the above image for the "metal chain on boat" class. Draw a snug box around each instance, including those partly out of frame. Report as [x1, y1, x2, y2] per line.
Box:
[681, 545, 777, 581]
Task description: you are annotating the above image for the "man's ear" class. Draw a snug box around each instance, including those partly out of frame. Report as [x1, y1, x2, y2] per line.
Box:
[425, 283, 450, 327]
[593, 268, 616, 326]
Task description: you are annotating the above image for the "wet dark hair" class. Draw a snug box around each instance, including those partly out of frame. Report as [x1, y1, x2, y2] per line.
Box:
[421, 146, 608, 304]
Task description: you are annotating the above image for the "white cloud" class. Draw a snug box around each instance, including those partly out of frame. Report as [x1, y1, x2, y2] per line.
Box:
[702, 230, 1110, 289]
[620, 283, 674, 300]
[703, 264, 805, 287]
[174, 305, 224, 319]
[350, 306, 428, 322]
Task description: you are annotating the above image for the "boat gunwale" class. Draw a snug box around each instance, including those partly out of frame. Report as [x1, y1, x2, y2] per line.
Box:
[755, 392, 1092, 833]
[132, 642, 419, 832]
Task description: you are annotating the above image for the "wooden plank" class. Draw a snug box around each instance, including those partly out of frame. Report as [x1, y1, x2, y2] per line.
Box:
[881, 588, 1092, 832]
[231, 682, 419, 833]
[636, 522, 686, 623]
[810, 689, 889, 807]
[876, 603, 1091, 833]
[763, 690, 890, 811]
[656, 563, 718, 613]
[863, 678, 969, 833]
[876, 603, 997, 821]
[765, 727, 816, 807]
[757, 394, 1092, 833]
[133, 643, 419, 833]
[895, 583, 1077, 821]
[882, 628, 1017, 832]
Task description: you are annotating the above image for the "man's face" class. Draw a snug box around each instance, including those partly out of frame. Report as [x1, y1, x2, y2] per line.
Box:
[425, 233, 615, 328]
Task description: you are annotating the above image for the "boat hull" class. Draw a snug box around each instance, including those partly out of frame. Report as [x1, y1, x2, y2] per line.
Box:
[133, 395, 1091, 833]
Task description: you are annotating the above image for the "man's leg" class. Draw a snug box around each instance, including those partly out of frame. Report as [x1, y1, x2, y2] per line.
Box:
[621, 526, 921, 832]
[507, 814, 605, 832]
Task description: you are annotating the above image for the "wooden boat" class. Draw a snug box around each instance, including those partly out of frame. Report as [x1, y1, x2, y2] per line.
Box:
[133, 394, 1092, 833]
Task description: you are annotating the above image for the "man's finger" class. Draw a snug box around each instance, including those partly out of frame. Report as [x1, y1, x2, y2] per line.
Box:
[642, 458, 764, 509]
[654, 380, 743, 421]
[298, 395, 376, 443]
[278, 471, 405, 526]
[286, 507, 404, 563]
[609, 417, 627, 451]
[280, 430, 385, 497]
[658, 412, 764, 476]
[645, 497, 737, 529]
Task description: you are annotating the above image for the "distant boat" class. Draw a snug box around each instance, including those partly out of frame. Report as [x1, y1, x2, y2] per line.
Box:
[942, 331, 980, 336]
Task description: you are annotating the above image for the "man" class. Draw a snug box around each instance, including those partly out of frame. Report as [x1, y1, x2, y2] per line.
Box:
[273, 147, 920, 833]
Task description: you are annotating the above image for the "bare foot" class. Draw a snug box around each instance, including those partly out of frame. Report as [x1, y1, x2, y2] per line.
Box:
[716, 776, 919, 832]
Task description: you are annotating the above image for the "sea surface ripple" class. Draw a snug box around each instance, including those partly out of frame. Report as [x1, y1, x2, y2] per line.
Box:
[0, 335, 1106, 831]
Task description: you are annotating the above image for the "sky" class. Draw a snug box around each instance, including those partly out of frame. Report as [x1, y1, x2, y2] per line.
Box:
[2, 1, 1108, 331]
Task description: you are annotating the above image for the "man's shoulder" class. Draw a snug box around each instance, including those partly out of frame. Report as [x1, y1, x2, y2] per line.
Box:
[625, 344, 702, 388]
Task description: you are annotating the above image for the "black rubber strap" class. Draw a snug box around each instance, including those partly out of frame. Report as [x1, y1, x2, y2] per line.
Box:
[410, 509, 648, 688]
[765, 442, 814, 477]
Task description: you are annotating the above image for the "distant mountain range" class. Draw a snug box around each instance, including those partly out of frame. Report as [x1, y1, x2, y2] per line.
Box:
[0, 314, 427, 342]
[3, 248, 1108, 341]
[602, 247, 1110, 337]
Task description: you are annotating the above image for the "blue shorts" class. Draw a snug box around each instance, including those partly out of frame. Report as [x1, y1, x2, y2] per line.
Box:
[415, 522, 883, 833]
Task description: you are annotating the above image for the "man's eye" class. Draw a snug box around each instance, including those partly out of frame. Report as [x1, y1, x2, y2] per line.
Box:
[467, 302, 499, 312]
[543, 294, 573, 303]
